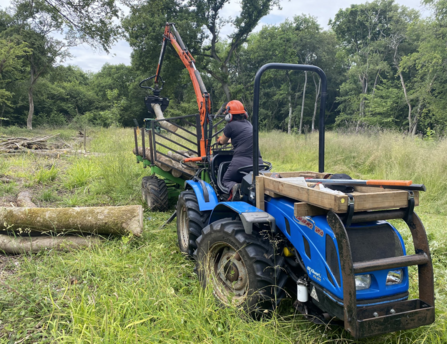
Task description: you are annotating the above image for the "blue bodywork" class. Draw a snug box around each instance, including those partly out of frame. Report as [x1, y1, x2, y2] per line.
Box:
[187, 180, 409, 304]
[185, 180, 218, 211]
[265, 197, 409, 303]
[209, 202, 264, 223]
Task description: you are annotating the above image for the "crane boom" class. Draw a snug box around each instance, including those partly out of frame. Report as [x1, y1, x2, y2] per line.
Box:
[152, 23, 211, 158]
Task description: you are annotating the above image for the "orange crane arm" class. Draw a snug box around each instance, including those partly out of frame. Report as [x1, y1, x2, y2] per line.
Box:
[153, 23, 211, 157]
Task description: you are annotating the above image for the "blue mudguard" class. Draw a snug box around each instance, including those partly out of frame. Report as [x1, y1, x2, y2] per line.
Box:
[185, 180, 218, 211]
[210, 202, 276, 234]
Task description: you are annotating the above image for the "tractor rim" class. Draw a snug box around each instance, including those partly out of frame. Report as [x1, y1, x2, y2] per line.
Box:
[179, 205, 189, 249]
[207, 242, 248, 306]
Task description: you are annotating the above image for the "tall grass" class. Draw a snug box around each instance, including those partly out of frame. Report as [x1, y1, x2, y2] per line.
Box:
[260, 130, 447, 215]
[0, 127, 446, 343]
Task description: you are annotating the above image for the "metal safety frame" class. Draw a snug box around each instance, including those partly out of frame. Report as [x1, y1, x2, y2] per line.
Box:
[327, 211, 435, 338]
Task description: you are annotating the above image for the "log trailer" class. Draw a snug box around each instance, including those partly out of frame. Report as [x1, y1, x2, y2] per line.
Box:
[133, 23, 435, 338]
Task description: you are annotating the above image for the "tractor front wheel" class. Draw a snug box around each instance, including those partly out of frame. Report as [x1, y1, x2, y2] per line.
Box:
[141, 176, 169, 212]
[176, 190, 210, 258]
[194, 218, 288, 316]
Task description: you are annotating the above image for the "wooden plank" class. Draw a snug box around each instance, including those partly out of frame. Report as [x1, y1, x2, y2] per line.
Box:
[256, 175, 265, 211]
[294, 202, 328, 217]
[263, 176, 418, 213]
[354, 187, 419, 206]
[351, 190, 418, 211]
[263, 177, 348, 212]
[263, 171, 330, 179]
[265, 190, 282, 198]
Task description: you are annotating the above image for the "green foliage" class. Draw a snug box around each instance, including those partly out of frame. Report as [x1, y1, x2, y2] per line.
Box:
[1, 0, 447, 134]
[0, 37, 31, 107]
[34, 165, 58, 184]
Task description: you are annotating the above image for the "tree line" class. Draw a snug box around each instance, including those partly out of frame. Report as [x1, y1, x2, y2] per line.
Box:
[0, 0, 446, 135]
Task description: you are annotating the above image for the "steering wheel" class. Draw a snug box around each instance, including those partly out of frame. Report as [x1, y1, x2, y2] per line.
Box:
[237, 162, 272, 175]
[139, 75, 165, 91]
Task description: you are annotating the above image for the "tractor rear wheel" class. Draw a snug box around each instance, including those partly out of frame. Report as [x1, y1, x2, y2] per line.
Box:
[194, 218, 288, 316]
[176, 190, 210, 258]
[141, 176, 169, 212]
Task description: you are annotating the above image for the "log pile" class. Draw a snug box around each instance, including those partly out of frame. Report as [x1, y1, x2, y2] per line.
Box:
[133, 147, 198, 178]
[0, 191, 144, 254]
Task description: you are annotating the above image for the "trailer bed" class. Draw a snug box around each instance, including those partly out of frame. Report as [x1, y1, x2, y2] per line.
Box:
[256, 172, 418, 215]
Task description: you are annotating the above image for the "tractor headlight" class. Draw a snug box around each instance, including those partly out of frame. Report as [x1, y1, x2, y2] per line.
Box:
[386, 269, 403, 285]
[355, 274, 371, 290]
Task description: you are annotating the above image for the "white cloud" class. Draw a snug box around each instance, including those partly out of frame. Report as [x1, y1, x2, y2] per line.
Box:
[1, 0, 430, 72]
[63, 40, 132, 73]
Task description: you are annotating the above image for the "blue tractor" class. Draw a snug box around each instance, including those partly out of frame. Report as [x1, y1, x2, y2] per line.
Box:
[177, 63, 435, 339]
[135, 25, 435, 338]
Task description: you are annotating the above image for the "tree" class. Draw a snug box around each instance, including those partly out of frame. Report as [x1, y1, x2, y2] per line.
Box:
[331, 0, 418, 131]
[400, 0, 447, 134]
[192, 0, 279, 101]
[4, 0, 121, 129]
[0, 38, 31, 109]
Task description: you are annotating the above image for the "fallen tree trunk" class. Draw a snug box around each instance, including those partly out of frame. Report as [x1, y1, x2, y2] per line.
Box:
[0, 205, 143, 236]
[0, 234, 100, 254]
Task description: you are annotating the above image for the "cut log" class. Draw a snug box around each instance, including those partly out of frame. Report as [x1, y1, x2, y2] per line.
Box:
[0, 234, 100, 254]
[16, 191, 37, 208]
[132, 147, 197, 177]
[167, 151, 198, 171]
[151, 103, 178, 133]
[0, 205, 143, 236]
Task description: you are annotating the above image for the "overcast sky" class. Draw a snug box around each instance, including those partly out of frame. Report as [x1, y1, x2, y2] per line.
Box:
[0, 0, 429, 72]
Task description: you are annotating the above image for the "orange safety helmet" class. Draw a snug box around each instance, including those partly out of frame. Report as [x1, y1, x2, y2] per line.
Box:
[224, 100, 248, 122]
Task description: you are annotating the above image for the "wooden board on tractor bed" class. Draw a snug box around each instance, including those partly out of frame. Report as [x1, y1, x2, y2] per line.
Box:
[256, 172, 418, 215]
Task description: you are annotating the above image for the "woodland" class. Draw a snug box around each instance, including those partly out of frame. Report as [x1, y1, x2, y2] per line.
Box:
[0, 0, 446, 135]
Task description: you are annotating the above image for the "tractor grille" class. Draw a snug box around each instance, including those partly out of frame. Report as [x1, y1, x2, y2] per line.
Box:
[325, 223, 403, 285]
[347, 223, 404, 263]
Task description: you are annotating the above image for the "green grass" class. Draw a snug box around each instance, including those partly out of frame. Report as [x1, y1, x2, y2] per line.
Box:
[0, 127, 446, 343]
[35, 165, 58, 184]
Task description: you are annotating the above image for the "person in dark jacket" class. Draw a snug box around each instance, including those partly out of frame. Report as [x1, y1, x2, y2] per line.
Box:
[217, 100, 262, 197]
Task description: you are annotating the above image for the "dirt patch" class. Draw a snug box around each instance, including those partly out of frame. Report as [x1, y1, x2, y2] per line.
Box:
[0, 254, 20, 282]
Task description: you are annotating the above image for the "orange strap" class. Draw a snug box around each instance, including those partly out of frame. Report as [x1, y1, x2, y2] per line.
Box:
[366, 180, 412, 186]
[184, 156, 206, 163]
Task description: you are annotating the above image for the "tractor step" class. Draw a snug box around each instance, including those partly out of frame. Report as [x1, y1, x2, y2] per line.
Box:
[353, 253, 430, 274]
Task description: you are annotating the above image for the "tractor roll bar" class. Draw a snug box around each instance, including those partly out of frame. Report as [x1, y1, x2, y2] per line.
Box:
[252, 63, 328, 178]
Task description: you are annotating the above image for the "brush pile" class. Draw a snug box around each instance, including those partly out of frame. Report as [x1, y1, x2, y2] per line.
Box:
[0, 135, 85, 157]
[0, 135, 58, 150]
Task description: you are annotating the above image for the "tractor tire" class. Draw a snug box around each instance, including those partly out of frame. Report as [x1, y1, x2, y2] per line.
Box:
[141, 176, 169, 212]
[194, 218, 288, 316]
[176, 190, 210, 258]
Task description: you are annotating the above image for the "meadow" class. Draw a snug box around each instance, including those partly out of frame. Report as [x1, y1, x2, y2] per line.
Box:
[0, 126, 446, 343]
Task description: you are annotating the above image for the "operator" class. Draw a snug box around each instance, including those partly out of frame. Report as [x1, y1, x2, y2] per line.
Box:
[217, 100, 263, 198]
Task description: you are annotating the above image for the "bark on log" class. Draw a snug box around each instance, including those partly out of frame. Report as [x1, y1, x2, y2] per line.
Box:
[16, 191, 37, 208]
[132, 147, 197, 176]
[0, 205, 143, 236]
[0, 234, 100, 254]
[167, 151, 198, 171]
[151, 103, 178, 133]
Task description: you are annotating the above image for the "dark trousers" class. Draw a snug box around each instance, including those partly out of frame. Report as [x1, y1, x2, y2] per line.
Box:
[222, 156, 263, 191]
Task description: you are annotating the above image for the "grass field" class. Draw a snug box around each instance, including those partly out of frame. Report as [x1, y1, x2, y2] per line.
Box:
[0, 127, 446, 343]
